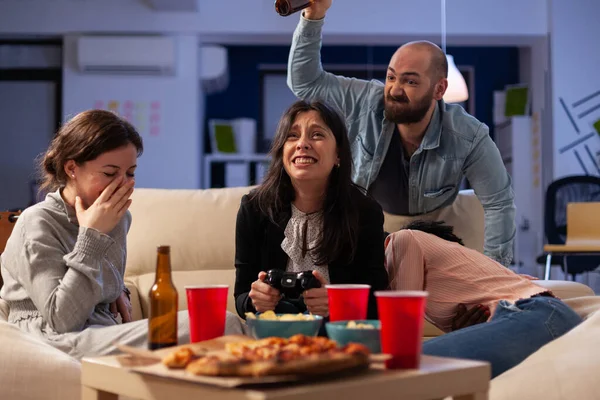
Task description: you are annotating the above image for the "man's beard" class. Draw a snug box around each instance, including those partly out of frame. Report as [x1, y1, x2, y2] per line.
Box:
[384, 87, 434, 124]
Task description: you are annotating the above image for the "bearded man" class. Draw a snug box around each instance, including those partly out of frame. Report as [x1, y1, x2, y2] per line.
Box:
[286, 0, 516, 267]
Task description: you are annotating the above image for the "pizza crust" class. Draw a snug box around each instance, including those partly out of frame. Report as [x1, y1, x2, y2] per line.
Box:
[250, 352, 369, 377]
[186, 356, 242, 376]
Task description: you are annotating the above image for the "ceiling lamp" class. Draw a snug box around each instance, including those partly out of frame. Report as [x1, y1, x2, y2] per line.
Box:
[441, 0, 469, 103]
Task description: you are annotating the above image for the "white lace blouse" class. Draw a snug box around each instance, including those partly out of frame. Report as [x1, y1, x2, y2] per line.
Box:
[280, 204, 331, 284]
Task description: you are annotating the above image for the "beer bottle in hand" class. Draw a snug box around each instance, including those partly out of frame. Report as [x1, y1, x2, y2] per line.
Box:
[275, 0, 312, 16]
[148, 245, 178, 350]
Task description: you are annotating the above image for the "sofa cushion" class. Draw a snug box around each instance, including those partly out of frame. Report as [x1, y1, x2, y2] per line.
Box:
[130, 270, 237, 319]
[383, 189, 484, 253]
[490, 297, 600, 400]
[124, 279, 144, 322]
[423, 320, 444, 338]
[0, 320, 81, 400]
[126, 186, 252, 278]
[126, 188, 483, 281]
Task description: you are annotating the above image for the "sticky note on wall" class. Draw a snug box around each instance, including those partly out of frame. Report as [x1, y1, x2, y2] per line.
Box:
[594, 119, 600, 135]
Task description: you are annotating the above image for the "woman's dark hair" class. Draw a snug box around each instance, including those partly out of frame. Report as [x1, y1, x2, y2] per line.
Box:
[251, 100, 360, 265]
[403, 220, 465, 245]
[38, 109, 143, 193]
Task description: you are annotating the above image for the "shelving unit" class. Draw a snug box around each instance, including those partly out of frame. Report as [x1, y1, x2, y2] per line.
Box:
[495, 116, 543, 274]
[203, 153, 271, 189]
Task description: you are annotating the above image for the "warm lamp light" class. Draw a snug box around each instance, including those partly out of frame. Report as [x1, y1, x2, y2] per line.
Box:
[444, 54, 469, 103]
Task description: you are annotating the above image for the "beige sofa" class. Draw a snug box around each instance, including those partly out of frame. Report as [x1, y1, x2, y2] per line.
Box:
[0, 186, 598, 400]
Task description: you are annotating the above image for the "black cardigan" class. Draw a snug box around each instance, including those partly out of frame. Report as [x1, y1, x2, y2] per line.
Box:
[234, 187, 389, 320]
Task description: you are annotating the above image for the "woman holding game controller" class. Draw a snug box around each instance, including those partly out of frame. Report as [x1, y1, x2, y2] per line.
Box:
[233, 100, 389, 322]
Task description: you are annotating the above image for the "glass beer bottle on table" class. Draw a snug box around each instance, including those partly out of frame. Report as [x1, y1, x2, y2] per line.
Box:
[148, 245, 178, 350]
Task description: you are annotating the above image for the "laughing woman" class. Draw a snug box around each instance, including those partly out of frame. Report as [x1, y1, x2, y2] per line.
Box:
[0, 110, 247, 360]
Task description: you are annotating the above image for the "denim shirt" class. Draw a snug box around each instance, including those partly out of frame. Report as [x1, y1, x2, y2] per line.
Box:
[286, 15, 516, 266]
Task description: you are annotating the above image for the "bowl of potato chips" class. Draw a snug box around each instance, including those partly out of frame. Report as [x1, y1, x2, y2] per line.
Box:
[325, 320, 381, 353]
[245, 311, 323, 339]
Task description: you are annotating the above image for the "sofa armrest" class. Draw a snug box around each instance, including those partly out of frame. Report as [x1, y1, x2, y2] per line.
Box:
[533, 280, 595, 299]
[0, 321, 81, 400]
[489, 302, 600, 399]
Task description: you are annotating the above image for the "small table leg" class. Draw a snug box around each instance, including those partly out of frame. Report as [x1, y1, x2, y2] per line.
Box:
[454, 392, 488, 400]
[544, 253, 552, 280]
[82, 386, 118, 400]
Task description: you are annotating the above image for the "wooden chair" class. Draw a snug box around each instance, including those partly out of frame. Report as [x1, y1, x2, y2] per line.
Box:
[543, 202, 600, 279]
[0, 211, 21, 289]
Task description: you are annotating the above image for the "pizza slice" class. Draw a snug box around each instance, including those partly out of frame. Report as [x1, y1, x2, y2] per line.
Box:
[162, 347, 196, 369]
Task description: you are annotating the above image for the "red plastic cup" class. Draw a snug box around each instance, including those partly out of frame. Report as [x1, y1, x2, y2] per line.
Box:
[185, 285, 229, 343]
[375, 291, 428, 369]
[325, 284, 371, 322]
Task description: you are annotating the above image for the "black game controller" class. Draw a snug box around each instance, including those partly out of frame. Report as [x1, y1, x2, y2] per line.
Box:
[265, 270, 321, 299]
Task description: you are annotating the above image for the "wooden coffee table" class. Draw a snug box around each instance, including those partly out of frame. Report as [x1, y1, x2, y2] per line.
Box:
[81, 354, 490, 400]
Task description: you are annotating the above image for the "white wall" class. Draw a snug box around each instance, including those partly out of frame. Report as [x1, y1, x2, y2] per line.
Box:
[550, 0, 600, 178]
[517, 38, 551, 266]
[62, 35, 201, 189]
[0, 0, 547, 46]
[197, 0, 547, 44]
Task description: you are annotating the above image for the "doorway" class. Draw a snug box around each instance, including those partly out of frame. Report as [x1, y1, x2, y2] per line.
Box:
[0, 41, 62, 211]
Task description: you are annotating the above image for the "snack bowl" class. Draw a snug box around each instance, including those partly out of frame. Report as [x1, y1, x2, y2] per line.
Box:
[325, 320, 381, 353]
[245, 312, 324, 339]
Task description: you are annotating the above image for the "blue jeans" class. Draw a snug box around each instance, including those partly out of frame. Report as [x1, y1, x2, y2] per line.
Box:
[421, 296, 582, 378]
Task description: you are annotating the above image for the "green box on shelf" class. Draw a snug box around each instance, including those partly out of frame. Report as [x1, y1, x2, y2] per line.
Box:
[211, 122, 237, 154]
[593, 119, 600, 136]
[504, 85, 529, 117]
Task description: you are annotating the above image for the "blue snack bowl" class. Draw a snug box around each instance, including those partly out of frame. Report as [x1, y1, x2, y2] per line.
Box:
[325, 320, 381, 353]
[246, 313, 324, 339]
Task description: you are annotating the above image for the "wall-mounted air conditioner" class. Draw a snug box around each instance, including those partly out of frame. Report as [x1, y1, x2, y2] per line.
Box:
[76, 36, 176, 75]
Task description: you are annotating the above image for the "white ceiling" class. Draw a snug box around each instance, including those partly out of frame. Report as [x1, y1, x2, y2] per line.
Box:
[146, 0, 198, 12]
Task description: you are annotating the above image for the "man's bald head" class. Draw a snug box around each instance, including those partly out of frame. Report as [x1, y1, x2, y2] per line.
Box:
[384, 40, 448, 124]
[393, 41, 448, 82]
